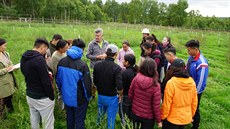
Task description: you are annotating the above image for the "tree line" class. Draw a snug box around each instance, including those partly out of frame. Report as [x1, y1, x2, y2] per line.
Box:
[0, 0, 229, 30]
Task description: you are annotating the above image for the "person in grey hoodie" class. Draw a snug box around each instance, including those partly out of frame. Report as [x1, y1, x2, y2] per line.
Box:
[86, 28, 109, 98]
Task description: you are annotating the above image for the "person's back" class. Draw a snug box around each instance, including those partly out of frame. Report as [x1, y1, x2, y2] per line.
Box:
[129, 73, 161, 119]
[129, 58, 162, 128]
[93, 44, 122, 129]
[162, 77, 197, 124]
[56, 46, 91, 106]
[94, 58, 122, 96]
[21, 41, 54, 101]
[161, 58, 198, 129]
[56, 38, 91, 129]
[20, 38, 55, 129]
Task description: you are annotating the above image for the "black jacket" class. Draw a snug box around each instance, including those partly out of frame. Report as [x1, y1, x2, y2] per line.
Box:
[20, 50, 54, 100]
[122, 67, 136, 95]
[93, 57, 123, 96]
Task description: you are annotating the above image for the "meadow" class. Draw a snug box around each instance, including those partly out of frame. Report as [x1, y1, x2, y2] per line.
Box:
[0, 21, 229, 129]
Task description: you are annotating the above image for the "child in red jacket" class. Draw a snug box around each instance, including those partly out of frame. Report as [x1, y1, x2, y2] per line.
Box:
[129, 57, 162, 129]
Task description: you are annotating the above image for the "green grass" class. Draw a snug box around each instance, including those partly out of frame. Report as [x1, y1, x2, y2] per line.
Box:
[0, 21, 230, 129]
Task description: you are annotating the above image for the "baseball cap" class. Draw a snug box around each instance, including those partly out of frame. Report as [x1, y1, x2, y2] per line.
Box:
[106, 44, 118, 54]
[171, 58, 185, 68]
[141, 28, 150, 34]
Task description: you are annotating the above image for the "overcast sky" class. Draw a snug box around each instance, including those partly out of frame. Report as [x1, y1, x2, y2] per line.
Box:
[96, 0, 230, 17]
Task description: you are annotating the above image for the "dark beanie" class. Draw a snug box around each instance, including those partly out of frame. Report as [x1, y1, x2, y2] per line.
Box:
[171, 58, 185, 68]
[0, 38, 6, 46]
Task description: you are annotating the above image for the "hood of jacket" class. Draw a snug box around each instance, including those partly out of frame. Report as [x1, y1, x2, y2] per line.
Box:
[135, 73, 157, 90]
[152, 49, 161, 55]
[67, 46, 83, 59]
[21, 50, 43, 61]
[171, 77, 195, 91]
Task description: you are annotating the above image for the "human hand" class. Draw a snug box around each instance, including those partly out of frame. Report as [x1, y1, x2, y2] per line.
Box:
[6, 65, 14, 72]
[157, 122, 162, 128]
[118, 94, 122, 103]
[101, 54, 107, 59]
[96, 55, 103, 60]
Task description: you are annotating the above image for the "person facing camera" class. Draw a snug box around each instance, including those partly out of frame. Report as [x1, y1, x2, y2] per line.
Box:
[0, 38, 18, 118]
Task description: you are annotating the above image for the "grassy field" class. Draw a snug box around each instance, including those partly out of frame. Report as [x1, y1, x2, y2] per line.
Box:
[0, 21, 229, 129]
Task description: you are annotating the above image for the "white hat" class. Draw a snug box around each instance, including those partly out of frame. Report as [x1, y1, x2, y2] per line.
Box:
[141, 28, 150, 34]
[106, 44, 118, 54]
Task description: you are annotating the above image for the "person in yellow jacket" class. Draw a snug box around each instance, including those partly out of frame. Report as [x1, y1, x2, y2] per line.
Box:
[161, 58, 198, 129]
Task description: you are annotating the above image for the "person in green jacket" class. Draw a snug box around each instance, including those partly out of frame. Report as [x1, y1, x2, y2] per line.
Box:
[0, 38, 17, 118]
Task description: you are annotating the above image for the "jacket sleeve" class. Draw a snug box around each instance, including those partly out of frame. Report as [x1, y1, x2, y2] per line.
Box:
[128, 77, 136, 101]
[55, 64, 61, 92]
[93, 66, 98, 87]
[83, 62, 92, 99]
[195, 64, 208, 93]
[116, 51, 121, 65]
[122, 71, 128, 89]
[0, 68, 8, 76]
[115, 66, 123, 91]
[0, 52, 12, 75]
[86, 43, 97, 60]
[192, 85, 198, 117]
[37, 57, 54, 100]
[161, 81, 174, 120]
[152, 84, 162, 123]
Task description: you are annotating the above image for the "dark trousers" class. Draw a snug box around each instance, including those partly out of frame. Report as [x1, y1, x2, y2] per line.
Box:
[0, 95, 14, 115]
[119, 96, 132, 125]
[192, 93, 202, 129]
[162, 119, 185, 129]
[132, 113, 154, 129]
[66, 101, 88, 129]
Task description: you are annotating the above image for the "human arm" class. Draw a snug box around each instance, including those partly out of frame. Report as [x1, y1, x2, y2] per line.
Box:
[152, 84, 162, 123]
[115, 66, 123, 102]
[82, 62, 92, 99]
[86, 43, 97, 60]
[128, 77, 136, 101]
[0, 66, 13, 75]
[195, 63, 209, 93]
[37, 57, 54, 100]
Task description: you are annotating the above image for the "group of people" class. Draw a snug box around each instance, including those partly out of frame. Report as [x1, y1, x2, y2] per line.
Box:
[0, 27, 209, 129]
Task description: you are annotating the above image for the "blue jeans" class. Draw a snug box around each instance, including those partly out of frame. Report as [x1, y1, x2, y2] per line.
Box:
[98, 95, 118, 129]
[66, 102, 88, 129]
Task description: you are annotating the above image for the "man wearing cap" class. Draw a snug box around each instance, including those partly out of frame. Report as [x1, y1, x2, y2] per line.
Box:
[138, 28, 150, 66]
[86, 28, 109, 99]
[93, 44, 123, 129]
[185, 40, 208, 129]
[20, 38, 55, 129]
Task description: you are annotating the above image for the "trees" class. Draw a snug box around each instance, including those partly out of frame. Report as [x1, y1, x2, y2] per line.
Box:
[0, 0, 229, 30]
[165, 0, 188, 26]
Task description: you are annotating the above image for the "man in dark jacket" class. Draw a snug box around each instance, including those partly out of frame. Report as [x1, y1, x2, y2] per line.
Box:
[56, 38, 91, 129]
[93, 44, 123, 129]
[20, 38, 54, 129]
